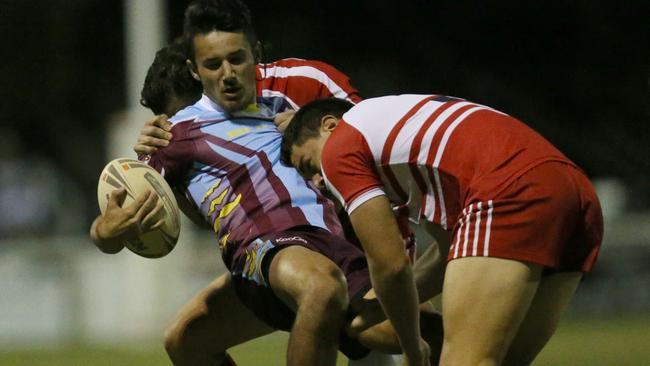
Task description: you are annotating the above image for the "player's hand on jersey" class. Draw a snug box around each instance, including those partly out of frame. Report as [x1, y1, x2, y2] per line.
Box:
[133, 114, 173, 157]
[402, 339, 431, 366]
[93, 188, 165, 249]
[274, 109, 295, 133]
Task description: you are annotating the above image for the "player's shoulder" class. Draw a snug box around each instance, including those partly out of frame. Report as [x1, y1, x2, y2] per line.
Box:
[262, 57, 332, 69]
[169, 95, 225, 125]
[347, 94, 441, 118]
[259, 58, 345, 78]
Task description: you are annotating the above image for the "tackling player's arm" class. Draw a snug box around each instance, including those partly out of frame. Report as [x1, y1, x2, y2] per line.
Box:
[349, 195, 429, 364]
[133, 114, 173, 157]
[134, 116, 210, 229]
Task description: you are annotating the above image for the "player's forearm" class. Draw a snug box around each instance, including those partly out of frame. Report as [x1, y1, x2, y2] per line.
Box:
[89, 216, 125, 254]
[368, 255, 422, 357]
[413, 243, 447, 301]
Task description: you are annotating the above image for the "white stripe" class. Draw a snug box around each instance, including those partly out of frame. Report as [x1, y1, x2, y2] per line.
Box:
[418, 102, 472, 225]
[388, 101, 450, 165]
[262, 65, 355, 103]
[472, 202, 482, 256]
[453, 207, 466, 259]
[433, 106, 487, 167]
[462, 203, 473, 257]
[416, 102, 473, 164]
[432, 106, 486, 228]
[346, 188, 386, 215]
[260, 89, 299, 109]
[483, 200, 494, 256]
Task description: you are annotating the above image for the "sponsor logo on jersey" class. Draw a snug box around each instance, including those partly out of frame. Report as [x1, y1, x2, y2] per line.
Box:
[275, 236, 308, 244]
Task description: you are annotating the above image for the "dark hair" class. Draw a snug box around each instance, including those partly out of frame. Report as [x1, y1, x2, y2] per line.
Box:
[183, 0, 259, 62]
[280, 98, 354, 166]
[140, 38, 203, 115]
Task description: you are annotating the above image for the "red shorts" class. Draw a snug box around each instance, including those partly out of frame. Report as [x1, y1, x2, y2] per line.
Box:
[448, 161, 603, 272]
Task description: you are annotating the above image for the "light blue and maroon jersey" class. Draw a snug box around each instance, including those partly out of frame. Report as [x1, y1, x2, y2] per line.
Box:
[145, 59, 359, 266]
[147, 95, 343, 266]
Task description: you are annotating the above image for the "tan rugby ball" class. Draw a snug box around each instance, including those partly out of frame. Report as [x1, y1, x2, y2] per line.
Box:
[97, 158, 181, 258]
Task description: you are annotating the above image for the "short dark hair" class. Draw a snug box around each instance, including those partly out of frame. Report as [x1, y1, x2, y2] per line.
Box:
[183, 0, 258, 62]
[280, 98, 354, 166]
[140, 38, 203, 115]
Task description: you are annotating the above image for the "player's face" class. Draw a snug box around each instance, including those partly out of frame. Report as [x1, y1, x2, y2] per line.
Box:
[189, 31, 257, 113]
[290, 133, 329, 182]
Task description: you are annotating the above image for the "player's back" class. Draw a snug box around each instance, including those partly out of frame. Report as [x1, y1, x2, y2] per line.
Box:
[327, 94, 571, 229]
[149, 95, 342, 266]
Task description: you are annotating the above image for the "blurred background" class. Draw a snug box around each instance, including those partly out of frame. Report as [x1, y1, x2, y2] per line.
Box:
[0, 0, 648, 365]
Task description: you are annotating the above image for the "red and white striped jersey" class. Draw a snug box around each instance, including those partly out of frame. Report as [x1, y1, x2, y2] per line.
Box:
[255, 58, 361, 109]
[321, 94, 573, 230]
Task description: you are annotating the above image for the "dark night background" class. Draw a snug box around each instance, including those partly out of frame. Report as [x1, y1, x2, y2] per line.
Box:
[1, 0, 648, 235]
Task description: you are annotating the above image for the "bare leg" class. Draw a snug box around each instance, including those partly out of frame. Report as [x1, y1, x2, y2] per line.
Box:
[164, 273, 274, 365]
[502, 271, 582, 366]
[268, 246, 349, 366]
[439, 257, 542, 366]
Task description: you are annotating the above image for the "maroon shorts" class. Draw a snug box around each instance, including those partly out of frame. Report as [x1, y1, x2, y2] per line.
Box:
[448, 161, 603, 272]
[230, 226, 371, 360]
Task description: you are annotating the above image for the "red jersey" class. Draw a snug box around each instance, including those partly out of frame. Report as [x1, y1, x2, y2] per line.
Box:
[321, 94, 573, 230]
[255, 58, 362, 109]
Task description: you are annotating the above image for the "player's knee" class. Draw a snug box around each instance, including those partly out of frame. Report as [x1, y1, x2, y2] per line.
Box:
[163, 321, 184, 361]
[163, 313, 199, 362]
[300, 265, 349, 317]
[440, 334, 507, 366]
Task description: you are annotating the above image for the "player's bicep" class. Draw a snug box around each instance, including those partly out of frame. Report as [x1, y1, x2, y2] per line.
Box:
[321, 121, 381, 210]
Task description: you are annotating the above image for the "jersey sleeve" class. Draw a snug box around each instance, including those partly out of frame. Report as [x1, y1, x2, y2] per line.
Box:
[256, 58, 362, 109]
[321, 120, 384, 215]
[142, 120, 195, 189]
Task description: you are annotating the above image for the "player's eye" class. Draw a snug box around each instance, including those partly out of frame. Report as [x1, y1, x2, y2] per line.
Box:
[229, 49, 251, 65]
[228, 55, 245, 65]
[203, 59, 222, 70]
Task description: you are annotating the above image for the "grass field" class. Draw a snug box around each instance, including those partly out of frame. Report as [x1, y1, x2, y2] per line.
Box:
[1, 315, 648, 365]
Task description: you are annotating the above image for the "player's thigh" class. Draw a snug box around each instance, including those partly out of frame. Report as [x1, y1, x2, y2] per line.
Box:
[267, 245, 349, 311]
[441, 257, 542, 363]
[166, 273, 274, 351]
[502, 270, 582, 366]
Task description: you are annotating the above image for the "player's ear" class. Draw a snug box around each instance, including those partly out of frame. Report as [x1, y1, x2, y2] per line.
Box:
[320, 115, 340, 133]
[187, 59, 200, 81]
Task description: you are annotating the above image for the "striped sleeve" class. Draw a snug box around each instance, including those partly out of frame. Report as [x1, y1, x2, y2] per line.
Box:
[256, 58, 361, 109]
[321, 120, 384, 215]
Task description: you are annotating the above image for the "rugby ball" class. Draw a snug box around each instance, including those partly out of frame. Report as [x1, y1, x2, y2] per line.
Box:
[97, 158, 181, 258]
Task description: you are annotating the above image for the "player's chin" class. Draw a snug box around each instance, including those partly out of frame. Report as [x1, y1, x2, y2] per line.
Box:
[219, 97, 245, 113]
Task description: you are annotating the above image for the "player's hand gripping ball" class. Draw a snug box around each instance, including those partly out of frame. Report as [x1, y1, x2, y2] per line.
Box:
[97, 158, 180, 258]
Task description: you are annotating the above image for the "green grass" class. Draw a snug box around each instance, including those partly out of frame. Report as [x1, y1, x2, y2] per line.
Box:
[1, 315, 648, 365]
